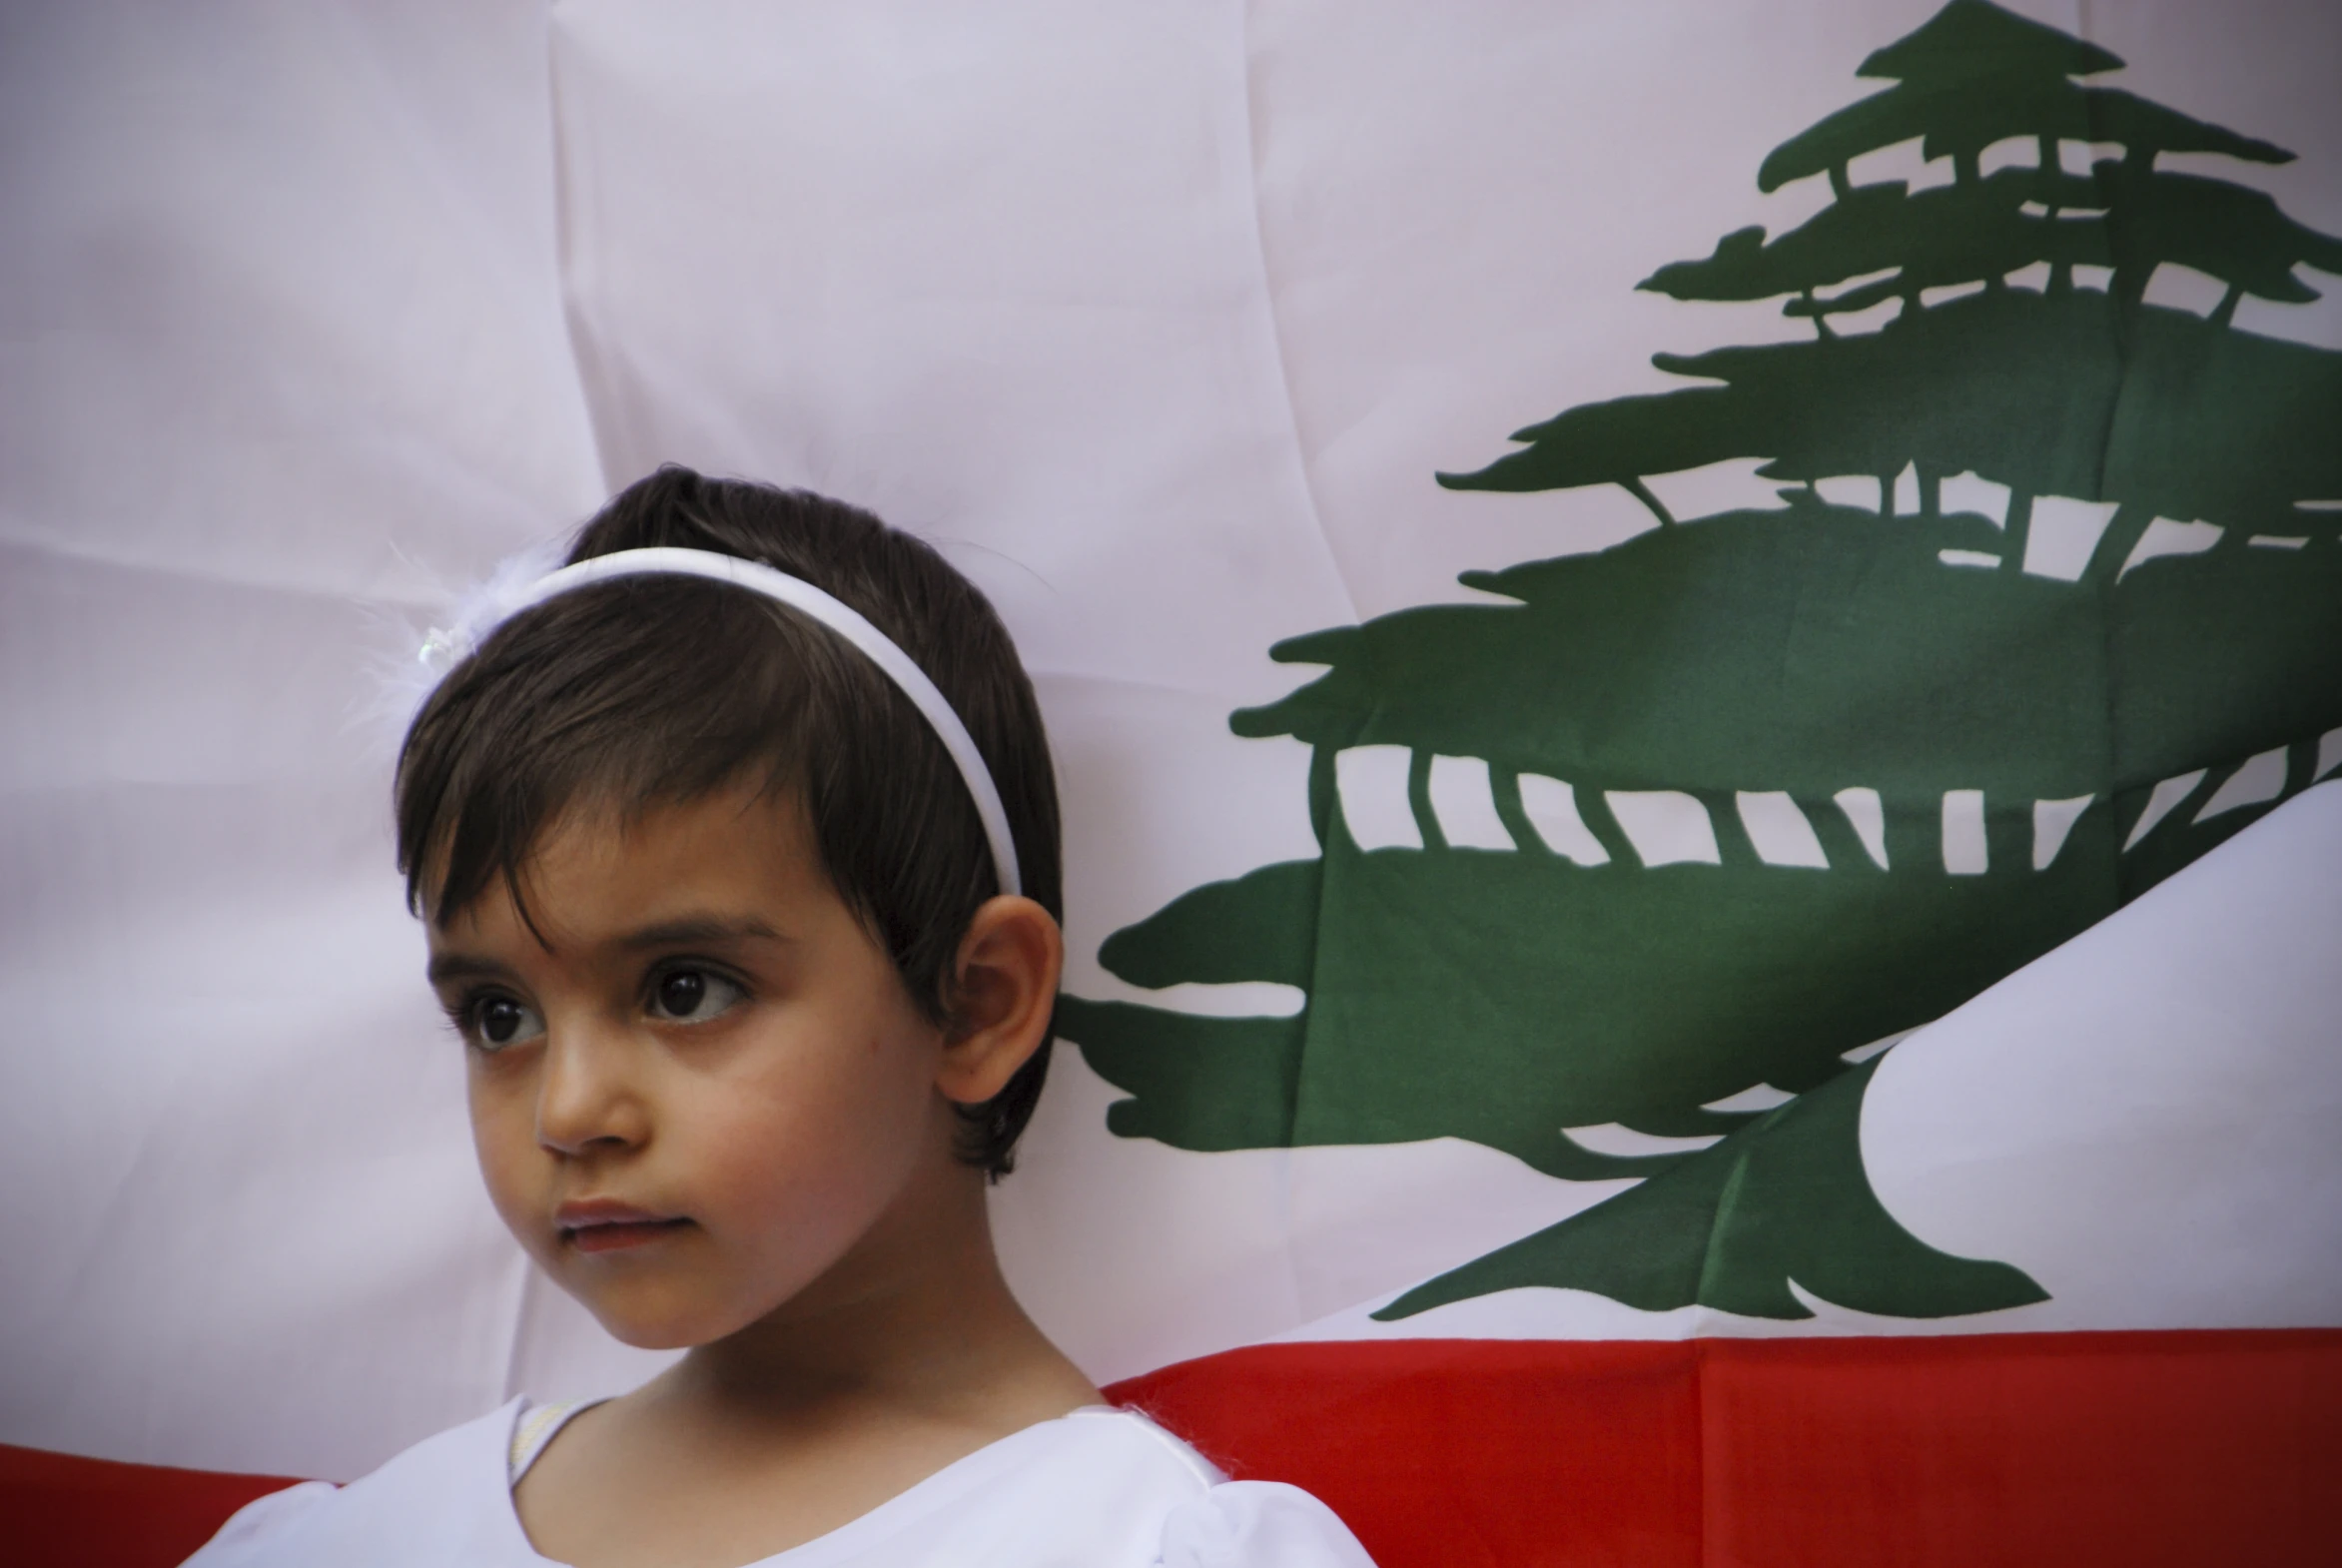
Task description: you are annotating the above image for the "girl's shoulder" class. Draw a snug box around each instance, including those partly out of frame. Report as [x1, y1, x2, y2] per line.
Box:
[182, 1398, 536, 1567]
[849, 1405, 1376, 1568]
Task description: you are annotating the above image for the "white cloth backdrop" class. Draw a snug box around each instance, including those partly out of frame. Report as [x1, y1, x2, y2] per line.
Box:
[3, 0, 2337, 1480]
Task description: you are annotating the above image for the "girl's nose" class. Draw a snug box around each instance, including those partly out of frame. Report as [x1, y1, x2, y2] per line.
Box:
[533, 1024, 650, 1157]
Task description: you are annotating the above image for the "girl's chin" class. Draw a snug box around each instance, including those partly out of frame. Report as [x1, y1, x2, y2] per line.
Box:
[584, 1302, 739, 1352]
[547, 1246, 850, 1352]
[557, 1274, 753, 1351]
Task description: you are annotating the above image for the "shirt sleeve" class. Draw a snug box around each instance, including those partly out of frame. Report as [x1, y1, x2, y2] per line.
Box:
[179, 1480, 339, 1564]
[1158, 1479, 1379, 1567]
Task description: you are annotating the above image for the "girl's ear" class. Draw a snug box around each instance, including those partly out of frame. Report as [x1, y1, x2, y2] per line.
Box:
[935, 895, 1064, 1106]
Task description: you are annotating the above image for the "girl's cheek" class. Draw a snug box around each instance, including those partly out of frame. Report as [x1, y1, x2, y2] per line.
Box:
[466, 1075, 544, 1215]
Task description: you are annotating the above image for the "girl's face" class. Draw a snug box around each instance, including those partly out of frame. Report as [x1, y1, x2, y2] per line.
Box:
[423, 785, 964, 1349]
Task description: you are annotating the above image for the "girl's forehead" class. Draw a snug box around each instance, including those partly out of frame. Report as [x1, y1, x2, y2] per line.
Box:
[430, 786, 833, 955]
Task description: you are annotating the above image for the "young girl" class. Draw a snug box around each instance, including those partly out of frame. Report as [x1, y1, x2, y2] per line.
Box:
[189, 467, 1374, 1566]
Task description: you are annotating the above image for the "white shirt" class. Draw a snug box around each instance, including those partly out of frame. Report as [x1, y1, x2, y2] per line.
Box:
[184, 1398, 1376, 1567]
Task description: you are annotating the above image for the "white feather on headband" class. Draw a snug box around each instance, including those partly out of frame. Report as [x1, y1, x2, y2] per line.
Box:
[416, 535, 576, 679]
[360, 534, 572, 755]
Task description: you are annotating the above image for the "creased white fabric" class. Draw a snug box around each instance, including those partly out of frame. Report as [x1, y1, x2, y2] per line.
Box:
[184, 1401, 1375, 1567]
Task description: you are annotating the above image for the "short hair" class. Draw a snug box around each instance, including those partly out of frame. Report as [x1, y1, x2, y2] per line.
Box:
[393, 465, 1063, 1176]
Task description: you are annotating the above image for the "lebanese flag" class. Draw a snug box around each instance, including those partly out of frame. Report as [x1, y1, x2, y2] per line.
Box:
[5, 2, 2339, 1566]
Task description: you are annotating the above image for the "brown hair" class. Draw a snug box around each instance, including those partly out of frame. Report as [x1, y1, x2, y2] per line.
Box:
[393, 465, 1062, 1176]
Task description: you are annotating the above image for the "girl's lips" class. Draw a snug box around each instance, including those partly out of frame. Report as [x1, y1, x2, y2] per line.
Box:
[565, 1217, 691, 1253]
[554, 1199, 690, 1252]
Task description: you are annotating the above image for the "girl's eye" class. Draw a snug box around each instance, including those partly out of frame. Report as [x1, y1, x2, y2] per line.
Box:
[467, 995, 544, 1052]
[648, 969, 743, 1025]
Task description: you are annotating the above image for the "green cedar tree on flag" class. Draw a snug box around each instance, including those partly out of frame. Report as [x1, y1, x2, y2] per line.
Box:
[1063, 0, 2342, 1324]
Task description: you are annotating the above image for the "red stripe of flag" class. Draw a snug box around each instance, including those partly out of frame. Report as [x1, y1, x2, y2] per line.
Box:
[1106, 1329, 2342, 1568]
[3, 1442, 299, 1568]
[9, 1328, 2334, 1566]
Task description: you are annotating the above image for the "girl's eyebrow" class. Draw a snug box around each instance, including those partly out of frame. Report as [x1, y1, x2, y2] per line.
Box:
[424, 951, 511, 987]
[617, 915, 787, 951]
[424, 917, 789, 984]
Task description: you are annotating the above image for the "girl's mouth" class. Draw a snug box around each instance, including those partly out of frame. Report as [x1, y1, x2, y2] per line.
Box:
[564, 1217, 692, 1253]
[553, 1198, 691, 1252]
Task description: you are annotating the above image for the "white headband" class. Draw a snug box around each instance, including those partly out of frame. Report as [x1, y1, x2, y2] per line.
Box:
[418, 545, 1022, 898]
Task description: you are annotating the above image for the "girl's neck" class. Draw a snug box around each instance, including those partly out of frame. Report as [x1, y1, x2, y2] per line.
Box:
[653, 1168, 1096, 1433]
